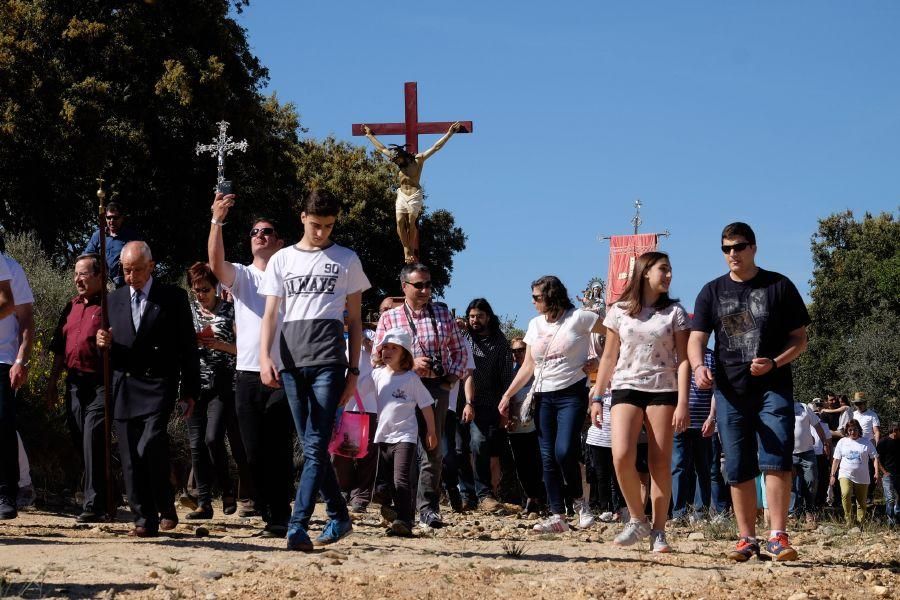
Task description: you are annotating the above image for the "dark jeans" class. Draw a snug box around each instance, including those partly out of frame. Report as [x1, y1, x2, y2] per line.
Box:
[416, 378, 450, 514]
[533, 379, 588, 515]
[469, 412, 507, 500]
[234, 370, 293, 526]
[282, 366, 348, 530]
[588, 444, 621, 513]
[508, 431, 546, 502]
[116, 411, 172, 530]
[188, 374, 243, 506]
[379, 442, 417, 525]
[333, 412, 378, 508]
[710, 433, 731, 513]
[671, 429, 713, 518]
[815, 453, 830, 508]
[790, 449, 818, 515]
[65, 371, 108, 513]
[0, 364, 17, 501]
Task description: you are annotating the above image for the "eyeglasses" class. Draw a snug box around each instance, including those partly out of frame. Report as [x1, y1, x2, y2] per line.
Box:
[404, 280, 432, 290]
[532, 294, 544, 302]
[105, 214, 122, 221]
[192, 287, 212, 294]
[250, 227, 275, 237]
[721, 242, 751, 254]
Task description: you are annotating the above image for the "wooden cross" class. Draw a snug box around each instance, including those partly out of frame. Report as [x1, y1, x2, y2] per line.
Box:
[352, 82, 473, 155]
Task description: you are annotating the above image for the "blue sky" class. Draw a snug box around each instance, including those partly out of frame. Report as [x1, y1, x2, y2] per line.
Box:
[236, 2, 899, 327]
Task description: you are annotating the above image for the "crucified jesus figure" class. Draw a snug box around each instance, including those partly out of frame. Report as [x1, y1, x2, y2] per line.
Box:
[362, 121, 462, 263]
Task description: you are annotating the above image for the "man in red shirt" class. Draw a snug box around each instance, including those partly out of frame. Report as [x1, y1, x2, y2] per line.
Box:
[47, 254, 108, 523]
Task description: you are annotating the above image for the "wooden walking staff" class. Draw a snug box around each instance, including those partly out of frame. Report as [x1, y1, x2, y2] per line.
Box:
[96, 177, 116, 522]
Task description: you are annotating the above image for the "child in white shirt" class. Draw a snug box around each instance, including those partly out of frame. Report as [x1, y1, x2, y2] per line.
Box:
[373, 328, 436, 536]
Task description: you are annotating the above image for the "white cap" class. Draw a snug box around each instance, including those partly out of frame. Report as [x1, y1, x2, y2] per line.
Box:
[376, 327, 413, 356]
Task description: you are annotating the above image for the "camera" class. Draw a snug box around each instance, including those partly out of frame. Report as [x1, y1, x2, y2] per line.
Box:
[429, 356, 445, 378]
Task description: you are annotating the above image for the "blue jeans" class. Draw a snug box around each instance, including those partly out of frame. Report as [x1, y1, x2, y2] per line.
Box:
[715, 388, 794, 485]
[790, 449, 818, 515]
[883, 474, 899, 525]
[671, 429, 712, 518]
[709, 433, 731, 513]
[533, 379, 587, 515]
[282, 366, 349, 530]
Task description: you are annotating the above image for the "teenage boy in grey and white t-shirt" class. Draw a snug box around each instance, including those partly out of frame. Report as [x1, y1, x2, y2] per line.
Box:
[260, 189, 370, 552]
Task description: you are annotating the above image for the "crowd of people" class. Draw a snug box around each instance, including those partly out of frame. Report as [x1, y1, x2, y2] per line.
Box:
[0, 197, 898, 563]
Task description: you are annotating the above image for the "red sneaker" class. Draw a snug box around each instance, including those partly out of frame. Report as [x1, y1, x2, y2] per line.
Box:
[765, 532, 798, 561]
[727, 536, 760, 562]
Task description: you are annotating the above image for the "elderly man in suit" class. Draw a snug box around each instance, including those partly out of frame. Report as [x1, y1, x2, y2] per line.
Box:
[97, 241, 199, 537]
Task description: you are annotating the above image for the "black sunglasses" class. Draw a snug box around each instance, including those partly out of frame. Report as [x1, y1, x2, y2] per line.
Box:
[532, 294, 544, 302]
[721, 242, 751, 254]
[250, 227, 276, 237]
[105, 214, 122, 221]
[404, 280, 432, 290]
[511, 347, 526, 354]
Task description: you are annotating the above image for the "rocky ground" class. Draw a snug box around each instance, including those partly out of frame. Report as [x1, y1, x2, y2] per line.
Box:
[0, 502, 898, 599]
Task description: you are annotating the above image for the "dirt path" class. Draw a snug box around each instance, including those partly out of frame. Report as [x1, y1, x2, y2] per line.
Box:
[1, 505, 898, 599]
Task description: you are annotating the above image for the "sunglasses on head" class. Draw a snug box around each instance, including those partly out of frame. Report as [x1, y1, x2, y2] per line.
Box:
[250, 227, 275, 237]
[721, 242, 751, 254]
[405, 280, 432, 290]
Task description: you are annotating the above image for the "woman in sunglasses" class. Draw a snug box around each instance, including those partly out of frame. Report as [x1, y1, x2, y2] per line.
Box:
[830, 418, 880, 525]
[499, 275, 605, 533]
[590, 251, 690, 553]
[184, 261, 242, 519]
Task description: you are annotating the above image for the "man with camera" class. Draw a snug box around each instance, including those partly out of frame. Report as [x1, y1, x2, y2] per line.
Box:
[373, 263, 469, 529]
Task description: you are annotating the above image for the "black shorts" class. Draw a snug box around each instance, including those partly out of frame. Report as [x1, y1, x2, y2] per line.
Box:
[611, 389, 677, 409]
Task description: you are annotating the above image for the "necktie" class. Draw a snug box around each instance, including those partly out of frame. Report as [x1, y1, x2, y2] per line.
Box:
[132, 289, 143, 331]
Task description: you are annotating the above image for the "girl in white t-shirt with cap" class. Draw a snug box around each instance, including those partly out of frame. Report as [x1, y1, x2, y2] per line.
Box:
[590, 251, 690, 553]
[372, 328, 437, 537]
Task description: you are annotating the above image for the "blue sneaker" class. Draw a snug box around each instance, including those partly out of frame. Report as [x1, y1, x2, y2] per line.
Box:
[313, 518, 353, 546]
[286, 526, 313, 552]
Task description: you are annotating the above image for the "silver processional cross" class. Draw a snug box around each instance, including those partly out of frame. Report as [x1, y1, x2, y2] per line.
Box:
[195, 120, 248, 194]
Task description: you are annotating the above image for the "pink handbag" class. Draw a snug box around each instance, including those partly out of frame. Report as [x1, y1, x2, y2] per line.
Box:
[328, 391, 370, 459]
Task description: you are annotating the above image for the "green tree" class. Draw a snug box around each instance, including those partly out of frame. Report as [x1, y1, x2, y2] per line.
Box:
[0, 0, 299, 275]
[794, 210, 900, 423]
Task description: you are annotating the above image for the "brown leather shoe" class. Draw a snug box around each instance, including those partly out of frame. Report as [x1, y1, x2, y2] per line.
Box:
[128, 526, 158, 538]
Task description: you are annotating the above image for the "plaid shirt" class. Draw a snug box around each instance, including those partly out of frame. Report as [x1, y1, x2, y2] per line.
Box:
[374, 302, 469, 379]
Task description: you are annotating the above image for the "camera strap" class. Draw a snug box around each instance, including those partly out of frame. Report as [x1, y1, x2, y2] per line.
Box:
[403, 302, 442, 364]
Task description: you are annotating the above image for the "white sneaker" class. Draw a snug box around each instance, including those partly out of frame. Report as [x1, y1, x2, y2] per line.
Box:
[533, 514, 570, 533]
[613, 518, 651, 546]
[650, 529, 671, 553]
[574, 499, 595, 529]
[599, 511, 616, 523]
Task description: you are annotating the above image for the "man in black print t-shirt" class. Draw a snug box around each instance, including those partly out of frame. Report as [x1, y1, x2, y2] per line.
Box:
[688, 222, 810, 563]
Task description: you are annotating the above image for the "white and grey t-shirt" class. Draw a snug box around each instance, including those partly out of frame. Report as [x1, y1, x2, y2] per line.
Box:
[259, 243, 370, 370]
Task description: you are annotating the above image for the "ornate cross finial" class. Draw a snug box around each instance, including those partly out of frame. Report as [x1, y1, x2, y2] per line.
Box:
[195, 120, 248, 192]
[631, 198, 643, 235]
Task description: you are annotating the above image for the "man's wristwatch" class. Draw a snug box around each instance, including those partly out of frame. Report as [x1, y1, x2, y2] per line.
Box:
[347, 367, 360, 376]
[14, 358, 28, 367]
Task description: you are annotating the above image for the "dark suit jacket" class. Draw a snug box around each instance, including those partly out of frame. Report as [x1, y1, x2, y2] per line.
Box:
[108, 280, 200, 420]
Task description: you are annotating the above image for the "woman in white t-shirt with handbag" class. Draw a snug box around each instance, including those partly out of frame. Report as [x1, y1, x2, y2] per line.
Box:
[499, 275, 605, 533]
[590, 252, 690, 552]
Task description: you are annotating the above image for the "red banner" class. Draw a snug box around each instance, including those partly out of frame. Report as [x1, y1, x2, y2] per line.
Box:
[606, 234, 658, 305]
